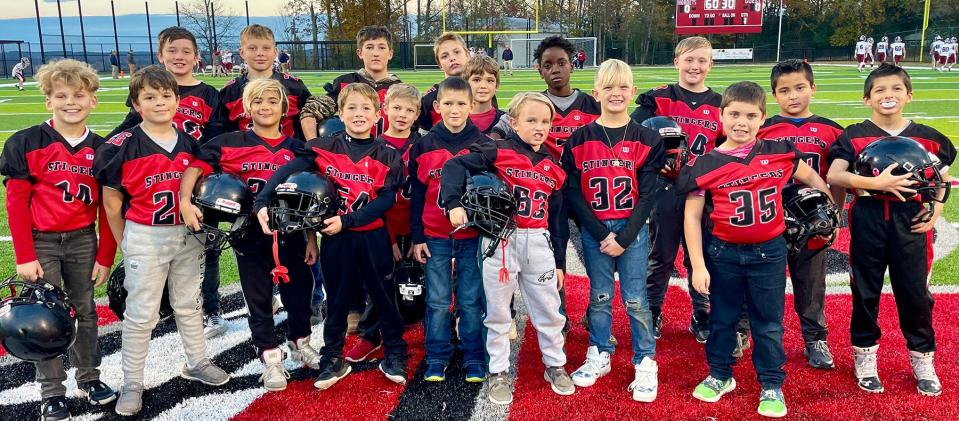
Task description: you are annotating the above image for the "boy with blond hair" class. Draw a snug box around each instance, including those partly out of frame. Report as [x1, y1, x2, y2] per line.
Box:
[633, 36, 725, 346]
[255, 83, 409, 389]
[462, 56, 506, 135]
[300, 25, 405, 139]
[1, 58, 117, 421]
[217, 24, 311, 141]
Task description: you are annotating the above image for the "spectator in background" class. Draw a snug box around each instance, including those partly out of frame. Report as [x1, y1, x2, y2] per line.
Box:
[126, 49, 136, 76]
[576, 50, 586, 69]
[279, 49, 291, 73]
[110, 51, 120, 79]
[502, 46, 514, 76]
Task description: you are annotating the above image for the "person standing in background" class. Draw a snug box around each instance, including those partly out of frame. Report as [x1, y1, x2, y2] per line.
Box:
[126, 49, 136, 77]
[110, 51, 120, 79]
[502, 46, 514, 76]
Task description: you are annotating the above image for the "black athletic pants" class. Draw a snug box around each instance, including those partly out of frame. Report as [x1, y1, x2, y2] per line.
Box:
[356, 235, 418, 344]
[849, 198, 936, 352]
[233, 230, 314, 352]
[787, 244, 828, 342]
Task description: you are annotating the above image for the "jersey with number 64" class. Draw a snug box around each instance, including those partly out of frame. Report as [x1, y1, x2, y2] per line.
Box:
[96, 126, 197, 226]
[676, 139, 801, 244]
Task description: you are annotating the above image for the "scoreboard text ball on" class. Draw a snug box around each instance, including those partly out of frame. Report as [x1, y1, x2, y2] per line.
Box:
[675, 0, 764, 34]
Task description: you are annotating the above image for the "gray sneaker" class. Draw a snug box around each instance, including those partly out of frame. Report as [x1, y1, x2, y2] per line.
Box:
[114, 382, 144, 416]
[804, 340, 835, 369]
[310, 301, 327, 325]
[203, 313, 228, 339]
[487, 372, 513, 405]
[181, 359, 230, 386]
[544, 366, 575, 396]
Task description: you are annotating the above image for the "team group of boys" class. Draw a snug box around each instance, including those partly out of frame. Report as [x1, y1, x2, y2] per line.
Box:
[2, 21, 953, 421]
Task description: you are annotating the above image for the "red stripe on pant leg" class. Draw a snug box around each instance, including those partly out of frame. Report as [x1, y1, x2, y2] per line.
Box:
[926, 229, 935, 276]
[231, 325, 425, 421]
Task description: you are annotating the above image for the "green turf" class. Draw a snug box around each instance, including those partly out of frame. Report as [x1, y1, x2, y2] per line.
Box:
[2, 63, 959, 288]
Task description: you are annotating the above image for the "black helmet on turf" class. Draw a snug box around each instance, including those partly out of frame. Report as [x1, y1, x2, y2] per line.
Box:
[782, 184, 840, 256]
[268, 171, 340, 233]
[853, 136, 950, 204]
[395, 258, 425, 325]
[192, 172, 254, 250]
[456, 172, 517, 257]
[318, 117, 346, 138]
[106, 261, 175, 323]
[0, 277, 77, 362]
[642, 116, 689, 178]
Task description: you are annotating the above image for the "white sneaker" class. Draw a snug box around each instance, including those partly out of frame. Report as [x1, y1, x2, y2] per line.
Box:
[628, 357, 658, 402]
[853, 344, 883, 393]
[259, 348, 289, 391]
[288, 336, 321, 369]
[203, 313, 227, 339]
[571, 346, 611, 387]
[272, 295, 283, 315]
[909, 350, 942, 396]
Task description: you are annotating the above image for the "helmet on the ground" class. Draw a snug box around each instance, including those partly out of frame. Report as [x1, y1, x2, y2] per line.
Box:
[192, 172, 254, 250]
[268, 171, 340, 233]
[853, 136, 950, 204]
[782, 184, 840, 256]
[318, 117, 346, 138]
[642, 116, 689, 178]
[395, 258, 425, 325]
[0, 276, 77, 362]
[106, 262, 174, 323]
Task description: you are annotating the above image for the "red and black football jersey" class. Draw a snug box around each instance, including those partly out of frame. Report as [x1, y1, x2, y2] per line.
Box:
[191, 130, 299, 198]
[758, 115, 844, 180]
[677, 139, 803, 244]
[1, 122, 103, 232]
[302, 133, 403, 232]
[409, 122, 488, 242]
[96, 126, 197, 226]
[633, 84, 723, 157]
[543, 90, 602, 160]
[562, 122, 663, 221]
[325, 70, 403, 137]
[217, 71, 311, 140]
[380, 132, 418, 241]
[829, 120, 956, 167]
[109, 82, 222, 143]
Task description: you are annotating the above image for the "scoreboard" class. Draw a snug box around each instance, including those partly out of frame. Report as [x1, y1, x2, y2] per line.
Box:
[675, 0, 764, 34]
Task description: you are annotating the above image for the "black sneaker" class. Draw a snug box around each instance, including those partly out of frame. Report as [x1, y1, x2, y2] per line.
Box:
[379, 356, 408, 384]
[313, 356, 351, 390]
[804, 340, 835, 369]
[78, 379, 118, 405]
[689, 312, 710, 344]
[40, 396, 70, 421]
[653, 314, 663, 340]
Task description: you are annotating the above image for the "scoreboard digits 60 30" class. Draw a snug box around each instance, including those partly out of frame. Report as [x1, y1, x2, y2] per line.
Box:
[675, 0, 764, 34]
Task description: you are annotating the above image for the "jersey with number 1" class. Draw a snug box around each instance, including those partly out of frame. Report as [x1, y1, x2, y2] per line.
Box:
[634, 84, 723, 158]
[757, 115, 843, 180]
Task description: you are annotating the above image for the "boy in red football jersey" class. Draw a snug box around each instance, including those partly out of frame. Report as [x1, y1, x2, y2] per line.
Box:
[632, 36, 724, 345]
[757, 59, 845, 370]
[418, 33, 471, 131]
[345, 83, 422, 362]
[1, 59, 117, 421]
[98, 66, 230, 417]
[681, 82, 832, 418]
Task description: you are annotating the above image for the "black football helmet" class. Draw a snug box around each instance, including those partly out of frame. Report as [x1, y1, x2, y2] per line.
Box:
[782, 184, 840, 256]
[853, 136, 950, 205]
[0, 276, 77, 362]
[454, 172, 517, 257]
[268, 171, 341, 233]
[642, 116, 689, 178]
[318, 116, 346, 138]
[192, 172, 254, 250]
[395, 258, 425, 325]
[106, 261, 175, 323]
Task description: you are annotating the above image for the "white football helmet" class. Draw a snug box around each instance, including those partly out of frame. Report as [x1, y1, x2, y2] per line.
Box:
[935, 35, 943, 41]
[882, 36, 888, 42]
[895, 36, 902, 43]
[860, 35, 866, 41]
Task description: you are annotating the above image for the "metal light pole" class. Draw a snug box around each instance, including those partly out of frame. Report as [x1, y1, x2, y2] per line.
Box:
[78, 0, 88, 63]
[145, 1, 154, 64]
[34, 0, 45, 63]
[56, 0, 66, 58]
[775, 0, 785, 62]
[111, 0, 120, 58]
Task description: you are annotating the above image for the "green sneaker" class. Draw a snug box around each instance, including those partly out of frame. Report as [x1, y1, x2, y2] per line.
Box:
[757, 388, 787, 418]
[692, 376, 736, 403]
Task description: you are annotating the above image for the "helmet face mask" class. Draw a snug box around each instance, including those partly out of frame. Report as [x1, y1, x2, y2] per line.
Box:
[641, 117, 689, 178]
[782, 184, 840, 255]
[457, 172, 517, 257]
[268, 172, 340, 234]
[0, 277, 78, 362]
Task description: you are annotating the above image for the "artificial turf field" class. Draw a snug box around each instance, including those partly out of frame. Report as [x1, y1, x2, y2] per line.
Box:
[1, 63, 958, 286]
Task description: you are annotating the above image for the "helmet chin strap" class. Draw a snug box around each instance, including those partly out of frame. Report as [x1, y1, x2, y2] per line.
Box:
[270, 231, 290, 285]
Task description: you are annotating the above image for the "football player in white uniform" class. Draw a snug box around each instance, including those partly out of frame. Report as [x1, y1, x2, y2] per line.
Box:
[855, 35, 869, 72]
[932, 35, 944, 70]
[11, 57, 28, 91]
[876, 36, 889, 63]
[891, 36, 906, 66]
[865, 37, 876, 68]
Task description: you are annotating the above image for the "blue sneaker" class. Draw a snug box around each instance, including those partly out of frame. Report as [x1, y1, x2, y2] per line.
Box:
[424, 361, 447, 382]
[465, 361, 486, 383]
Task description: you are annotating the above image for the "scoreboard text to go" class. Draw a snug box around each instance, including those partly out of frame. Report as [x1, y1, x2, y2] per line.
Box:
[675, 0, 764, 34]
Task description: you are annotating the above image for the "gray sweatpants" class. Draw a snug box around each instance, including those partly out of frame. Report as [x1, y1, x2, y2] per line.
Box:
[120, 222, 208, 385]
[483, 228, 566, 374]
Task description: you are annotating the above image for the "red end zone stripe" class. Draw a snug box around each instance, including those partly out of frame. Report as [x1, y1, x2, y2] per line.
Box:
[232, 325, 426, 421]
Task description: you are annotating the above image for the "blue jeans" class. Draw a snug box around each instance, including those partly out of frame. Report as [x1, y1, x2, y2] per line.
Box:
[423, 237, 486, 364]
[704, 235, 787, 389]
[581, 219, 655, 364]
[311, 261, 325, 305]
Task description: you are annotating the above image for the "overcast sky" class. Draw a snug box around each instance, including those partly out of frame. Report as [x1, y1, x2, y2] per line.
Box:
[5, 0, 287, 20]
